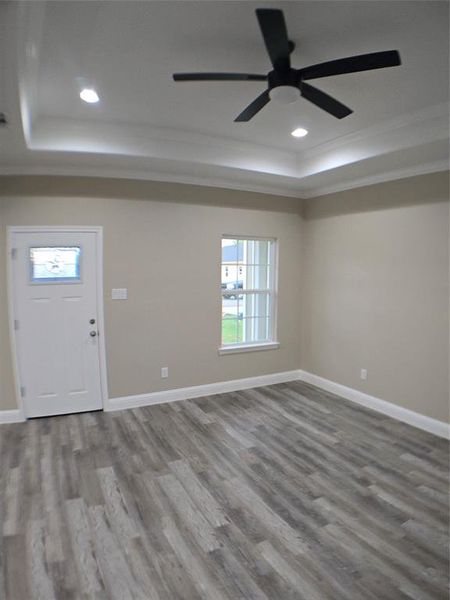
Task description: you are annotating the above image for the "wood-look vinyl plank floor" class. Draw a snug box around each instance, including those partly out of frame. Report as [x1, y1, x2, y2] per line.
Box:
[1, 381, 448, 599]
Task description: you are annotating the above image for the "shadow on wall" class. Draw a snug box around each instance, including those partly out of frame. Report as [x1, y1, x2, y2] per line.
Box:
[304, 171, 450, 220]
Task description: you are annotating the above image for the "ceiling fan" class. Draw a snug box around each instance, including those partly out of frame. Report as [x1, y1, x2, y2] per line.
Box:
[173, 8, 401, 122]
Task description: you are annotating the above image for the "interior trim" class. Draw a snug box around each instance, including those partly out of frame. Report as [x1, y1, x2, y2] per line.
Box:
[0, 409, 25, 424]
[302, 160, 449, 198]
[298, 370, 450, 439]
[1, 367, 447, 438]
[218, 342, 280, 355]
[107, 368, 449, 438]
[1, 161, 448, 201]
[107, 369, 449, 438]
[106, 370, 301, 412]
[0, 165, 303, 199]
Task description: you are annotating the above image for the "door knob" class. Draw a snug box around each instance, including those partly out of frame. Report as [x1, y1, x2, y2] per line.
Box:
[90, 331, 97, 337]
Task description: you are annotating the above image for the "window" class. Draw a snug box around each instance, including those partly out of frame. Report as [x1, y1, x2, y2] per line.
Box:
[30, 246, 81, 283]
[220, 236, 278, 352]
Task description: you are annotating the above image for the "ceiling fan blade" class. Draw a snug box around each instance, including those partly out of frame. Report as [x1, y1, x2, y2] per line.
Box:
[301, 82, 352, 119]
[256, 8, 291, 72]
[300, 50, 401, 80]
[234, 90, 271, 122]
[173, 73, 267, 82]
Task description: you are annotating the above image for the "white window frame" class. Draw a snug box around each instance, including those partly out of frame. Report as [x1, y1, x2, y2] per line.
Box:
[219, 235, 279, 355]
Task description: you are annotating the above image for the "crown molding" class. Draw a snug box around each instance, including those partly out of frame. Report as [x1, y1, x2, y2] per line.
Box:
[1, 159, 448, 201]
[15, 104, 445, 202]
[0, 164, 305, 199]
[296, 102, 449, 160]
[27, 102, 449, 185]
[29, 117, 296, 172]
[301, 160, 449, 198]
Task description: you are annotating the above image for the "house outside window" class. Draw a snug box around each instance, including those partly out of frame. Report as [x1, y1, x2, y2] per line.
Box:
[220, 236, 278, 353]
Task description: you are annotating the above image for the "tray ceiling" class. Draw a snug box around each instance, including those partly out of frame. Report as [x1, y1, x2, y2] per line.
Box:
[0, 1, 448, 197]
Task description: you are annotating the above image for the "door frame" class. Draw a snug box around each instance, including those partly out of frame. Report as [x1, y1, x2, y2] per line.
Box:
[7, 226, 109, 418]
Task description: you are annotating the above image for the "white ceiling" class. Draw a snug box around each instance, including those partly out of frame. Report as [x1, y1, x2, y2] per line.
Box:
[1, 0, 448, 198]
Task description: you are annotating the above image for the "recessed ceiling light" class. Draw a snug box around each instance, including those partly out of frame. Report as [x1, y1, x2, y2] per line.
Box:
[80, 88, 99, 104]
[291, 127, 308, 138]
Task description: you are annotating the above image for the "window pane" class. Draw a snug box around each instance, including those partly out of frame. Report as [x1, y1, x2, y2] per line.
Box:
[222, 294, 243, 344]
[240, 293, 270, 319]
[222, 296, 244, 344]
[221, 316, 244, 344]
[243, 239, 271, 265]
[240, 264, 270, 290]
[236, 240, 244, 263]
[30, 247, 81, 282]
[254, 240, 270, 265]
[221, 265, 231, 287]
[221, 239, 243, 263]
[222, 295, 240, 318]
[221, 266, 243, 293]
[242, 317, 270, 343]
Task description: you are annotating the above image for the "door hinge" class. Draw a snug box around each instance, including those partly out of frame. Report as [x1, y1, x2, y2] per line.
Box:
[14, 319, 19, 330]
[11, 248, 17, 259]
[20, 386, 26, 398]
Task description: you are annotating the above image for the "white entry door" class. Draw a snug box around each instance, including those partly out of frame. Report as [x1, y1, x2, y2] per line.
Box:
[10, 229, 104, 418]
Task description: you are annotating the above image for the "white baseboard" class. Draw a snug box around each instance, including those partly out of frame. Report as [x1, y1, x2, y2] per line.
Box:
[3, 369, 447, 440]
[298, 370, 450, 440]
[106, 370, 301, 412]
[0, 409, 25, 424]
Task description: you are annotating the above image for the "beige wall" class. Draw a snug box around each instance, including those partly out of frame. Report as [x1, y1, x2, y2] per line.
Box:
[301, 171, 449, 422]
[0, 177, 303, 410]
[1, 172, 449, 425]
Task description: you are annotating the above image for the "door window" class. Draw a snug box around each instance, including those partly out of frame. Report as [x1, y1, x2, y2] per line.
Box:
[29, 246, 81, 283]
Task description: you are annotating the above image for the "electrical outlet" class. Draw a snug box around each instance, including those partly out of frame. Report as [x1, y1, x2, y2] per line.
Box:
[161, 367, 169, 379]
[360, 368, 368, 381]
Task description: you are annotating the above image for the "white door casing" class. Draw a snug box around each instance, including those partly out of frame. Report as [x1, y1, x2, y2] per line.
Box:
[8, 227, 108, 418]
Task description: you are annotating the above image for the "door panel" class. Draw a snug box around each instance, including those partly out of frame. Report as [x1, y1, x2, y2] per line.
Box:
[11, 230, 103, 417]
[62, 295, 88, 394]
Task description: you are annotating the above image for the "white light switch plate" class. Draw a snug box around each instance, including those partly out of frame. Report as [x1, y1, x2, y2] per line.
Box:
[111, 288, 127, 300]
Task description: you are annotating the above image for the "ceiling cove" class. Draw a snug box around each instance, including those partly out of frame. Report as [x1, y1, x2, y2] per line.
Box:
[0, 1, 448, 198]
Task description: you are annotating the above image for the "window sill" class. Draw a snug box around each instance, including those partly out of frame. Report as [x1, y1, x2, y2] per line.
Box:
[218, 342, 280, 355]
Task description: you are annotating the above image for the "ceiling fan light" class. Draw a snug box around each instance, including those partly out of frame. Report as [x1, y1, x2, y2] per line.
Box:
[269, 85, 300, 104]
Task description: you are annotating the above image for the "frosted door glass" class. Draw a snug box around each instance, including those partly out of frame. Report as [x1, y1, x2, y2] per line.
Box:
[30, 247, 81, 282]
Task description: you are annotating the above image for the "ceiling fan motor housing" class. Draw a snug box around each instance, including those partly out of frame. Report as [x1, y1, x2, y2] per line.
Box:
[268, 69, 298, 89]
